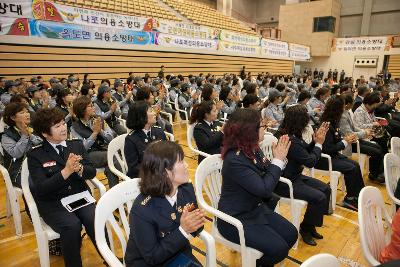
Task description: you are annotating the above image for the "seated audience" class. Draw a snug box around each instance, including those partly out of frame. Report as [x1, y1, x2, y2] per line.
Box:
[27, 108, 101, 267]
[352, 85, 370, 112]
[242, 94, 261, 110]
[353, 92, 389, 154]
[124, 141, 205, 267]
[315, 97, 365, 211]
[219, 85, 240, 116]
[307, 87, 330, 113]
[190, 101, 224, 163]
[125, 101, 166, 178]
[218, 108, 298, 266]
[71, 96, 119, 188]
[340, 93, 385, 183]
[275, 105, 331, 246]
[112, 78, 132, 120]
[55, 88, 74, 130]
[262, 88, 286, 125]
[94, 84, 127, 135]
[178, 83, 199, 120]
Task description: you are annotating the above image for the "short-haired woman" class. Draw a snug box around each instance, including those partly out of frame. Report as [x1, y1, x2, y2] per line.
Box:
[190, 101, 224, 163]
[217, 108, 298, 266]
[124, 141, 205, 267]
[55, 88, 74, 130]
[2, 102, 42, 187]
[275, 105, 331, 246]
[71, 96, 119, 187]
[125, 101, 166, 178]
[316, 97, 365, 211]
[27, 108, 101, 267]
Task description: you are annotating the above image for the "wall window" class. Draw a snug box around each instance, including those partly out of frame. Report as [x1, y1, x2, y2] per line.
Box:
[313, 16, 336, 33]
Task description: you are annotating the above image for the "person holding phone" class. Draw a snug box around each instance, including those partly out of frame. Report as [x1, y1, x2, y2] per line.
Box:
[125, 141, 205, 267]
[27, 108, 101, 267]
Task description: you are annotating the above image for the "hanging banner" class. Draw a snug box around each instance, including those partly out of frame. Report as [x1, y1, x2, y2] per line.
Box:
[290, 50, 310, 60]
[261, 38, 288, 50]
[0, 0, 33, 19]
[32, 1, 158, 32]
[332, 36, 390, 52]
[158, 21, 219, 40]
[0, 16, 29, 35]
[29, 19, 155, 45]
[156, 32, 217, 50]
[261, 47, 289, 58]
[289, 43, 310, 54]
[219, 30, 260, 46]
[218, 41, 260, 55]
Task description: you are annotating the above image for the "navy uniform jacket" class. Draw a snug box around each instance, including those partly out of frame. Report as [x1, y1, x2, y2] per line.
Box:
[124, 183, 202, 267]
[27, 139, 96, 212]
[283, 135, 322, 181]
[193, 120, 223, 163]
[218, 149, 282, 225]
[125, 126, 166, 178]
[320, 125, 345, 158]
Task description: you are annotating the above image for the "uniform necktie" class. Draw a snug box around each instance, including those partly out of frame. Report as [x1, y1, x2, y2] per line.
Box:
[56, 145, 65, 159]
[147, 131, 152, 141]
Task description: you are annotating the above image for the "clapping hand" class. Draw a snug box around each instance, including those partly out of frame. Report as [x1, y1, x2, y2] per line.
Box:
[272, 135, 291, 161]
[180, 206, 206, 234]
[313, 122, 330, 144]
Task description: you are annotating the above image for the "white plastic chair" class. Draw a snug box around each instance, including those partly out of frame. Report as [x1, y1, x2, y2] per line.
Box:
[391, 137, 400, 157]
[0, 164, 23, 236]
[300, 253, 340, 267]
[117, 117, 128, 132]
[107, 133, 130, 181]
[174, 96, 189, 123]
[259, 135, 308, 249]
[187, 123, 212, 159]
[164, 131, 175, 142]
[195, 154, 291, 266]
[160, 110, 174, 126]
[95, 178, 217, 267]
[21, 159, 109, 267]
[384, 153, 400, 215]
[358, 186, 392, 266]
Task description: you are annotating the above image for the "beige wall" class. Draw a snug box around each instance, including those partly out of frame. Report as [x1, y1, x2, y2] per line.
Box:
[299, 45, 400, 79]
[279, 0, 341, 57]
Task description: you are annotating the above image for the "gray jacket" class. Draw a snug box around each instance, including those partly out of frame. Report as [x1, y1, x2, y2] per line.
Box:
[339, 110, 366, 156]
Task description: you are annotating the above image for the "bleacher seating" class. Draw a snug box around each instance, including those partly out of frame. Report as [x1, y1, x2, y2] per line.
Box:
[161, 0, 257, 35]
[51, 0, 181, 21]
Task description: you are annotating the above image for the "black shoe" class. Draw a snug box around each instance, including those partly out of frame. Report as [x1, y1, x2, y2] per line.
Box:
[311, 229, 323, 239]
[369, 173, 385, 184]
[300, 229, 317, 246]
[343, 197, 358, 212]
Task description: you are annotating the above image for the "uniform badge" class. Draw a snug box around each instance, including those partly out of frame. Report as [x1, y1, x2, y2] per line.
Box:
[43, 161, 56, 168]
[171, 213, 176, 220]
[236, 150, 240, 156]
[144, 139, 148, 143]
[177, 206, 183, 213]
[141, 196, 151, 205]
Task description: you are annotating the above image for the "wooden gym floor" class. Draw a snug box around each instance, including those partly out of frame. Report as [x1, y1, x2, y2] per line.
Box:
[0, 123, 392, 267]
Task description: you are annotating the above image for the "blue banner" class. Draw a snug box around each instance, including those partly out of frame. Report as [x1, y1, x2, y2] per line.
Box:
[29, 18, 155, 45]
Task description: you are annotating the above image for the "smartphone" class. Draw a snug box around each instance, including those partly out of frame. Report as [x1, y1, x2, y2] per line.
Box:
[66, 198, 90, 212]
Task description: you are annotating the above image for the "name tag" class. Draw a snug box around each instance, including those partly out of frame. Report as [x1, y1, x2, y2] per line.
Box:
[43, 161, 56, 168]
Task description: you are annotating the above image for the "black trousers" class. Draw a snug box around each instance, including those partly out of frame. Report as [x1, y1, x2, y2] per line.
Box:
[352, 139, 384, 176]
[274, 175, 331, 227]
[315, 154, 365, 198]
[39, 203, 98, 267]
[217, 212, 298, 266]
[88, 150, 119, 188]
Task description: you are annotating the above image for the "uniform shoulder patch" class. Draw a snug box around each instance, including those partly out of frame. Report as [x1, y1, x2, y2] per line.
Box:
[32, 144, 43, 150]
[153, 125, 162, 129]
[141, 195, 151, 206]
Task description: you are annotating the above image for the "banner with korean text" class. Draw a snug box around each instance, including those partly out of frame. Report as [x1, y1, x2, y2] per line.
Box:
[218, 41, 260, 55]
[219, 30, 259, 46]
[332, 36, 390, 52]
[260, 38, 289, 58]
[29, 18, 155, 45]
[0, 0, 32, 18]
[0, 16, 29, 35]
[155, 32, 217, 50]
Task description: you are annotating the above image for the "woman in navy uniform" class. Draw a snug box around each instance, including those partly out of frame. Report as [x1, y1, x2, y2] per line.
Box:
[217, 108, 298, 267]
[190, 100, 224, 163]
[125, 101, 166, 178]
[315, 96, 365, 211]
[275, 105, 331, 246]
[27, 108, 101, 267]
[124, 141, 206, 267]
